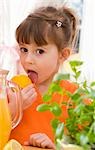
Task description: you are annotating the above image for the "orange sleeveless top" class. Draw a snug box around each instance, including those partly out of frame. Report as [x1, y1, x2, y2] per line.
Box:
[10, 80, 78, 144]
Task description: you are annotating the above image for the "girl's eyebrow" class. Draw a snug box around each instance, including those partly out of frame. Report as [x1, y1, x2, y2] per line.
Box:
[19, 44, 25, 47]
[38, 46, 47, 50]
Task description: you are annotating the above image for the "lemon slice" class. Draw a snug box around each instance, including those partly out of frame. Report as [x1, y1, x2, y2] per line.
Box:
[3, 139, 24, 150]
[11, 74, 32, 88]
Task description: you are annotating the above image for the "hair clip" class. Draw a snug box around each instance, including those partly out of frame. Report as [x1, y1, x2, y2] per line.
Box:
[55, 21, 63, 28]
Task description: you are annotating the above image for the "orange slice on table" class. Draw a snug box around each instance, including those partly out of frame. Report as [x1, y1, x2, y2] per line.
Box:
[3, 139, 24, 150]
[11, 74, 32, 88]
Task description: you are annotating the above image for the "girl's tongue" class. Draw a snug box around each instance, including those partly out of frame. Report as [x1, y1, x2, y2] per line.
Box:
[28, 71, 38, 84]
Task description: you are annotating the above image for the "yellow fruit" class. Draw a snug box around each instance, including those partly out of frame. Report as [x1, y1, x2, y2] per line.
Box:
[3, 139, 23, 150]
[11, 74, 32, 88]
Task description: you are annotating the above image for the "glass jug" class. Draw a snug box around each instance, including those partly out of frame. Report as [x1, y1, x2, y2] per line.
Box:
[0, 69, 22, 149]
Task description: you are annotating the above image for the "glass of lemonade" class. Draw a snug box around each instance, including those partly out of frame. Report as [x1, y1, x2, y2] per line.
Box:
[0, 69, 22, 149]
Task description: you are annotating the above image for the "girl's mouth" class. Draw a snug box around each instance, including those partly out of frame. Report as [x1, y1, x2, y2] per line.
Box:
[27, 70, 38, 84]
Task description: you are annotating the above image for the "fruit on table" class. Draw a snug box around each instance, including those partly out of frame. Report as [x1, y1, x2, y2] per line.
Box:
[11, 74, 32, 88]
[3, 139, 23, 150]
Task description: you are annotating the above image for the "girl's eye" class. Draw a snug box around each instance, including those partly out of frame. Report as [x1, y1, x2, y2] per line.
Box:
[20, 47, 28, 53]
[36, 49, 44, 54]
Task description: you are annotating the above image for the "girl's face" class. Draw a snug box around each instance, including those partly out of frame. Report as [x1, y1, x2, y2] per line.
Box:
[19, 42, 63, 85]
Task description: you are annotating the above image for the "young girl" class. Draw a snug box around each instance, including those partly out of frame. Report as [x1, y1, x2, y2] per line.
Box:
[10, 6, 78, 149]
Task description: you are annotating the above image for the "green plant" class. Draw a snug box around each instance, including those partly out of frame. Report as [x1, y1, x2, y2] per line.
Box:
[37, 60, 95, 150]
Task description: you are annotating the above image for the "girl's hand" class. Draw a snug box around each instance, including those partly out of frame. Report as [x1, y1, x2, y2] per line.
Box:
[24, 133, 56, 149]
[8, 84, 37, 118]
[21, 84, 37, 110]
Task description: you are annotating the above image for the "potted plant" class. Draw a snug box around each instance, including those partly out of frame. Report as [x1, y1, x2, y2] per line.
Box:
[37, 60, 95, 150]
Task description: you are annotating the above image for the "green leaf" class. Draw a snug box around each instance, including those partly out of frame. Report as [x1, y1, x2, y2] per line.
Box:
[74, 103, 85, 114]
[80, 134, 89, 146]
[50, 103, 62, 116]
[48, 82, 63, 94]
[93, 122, 95, 134]
[83, 80, 87, 88]
[55, 122, 64, 140]
[76, 133, 89, 146]
[37, 104, 50, 112]
[71, 92, 81, 101]
[51, 119, 60, 131]
[75, 71, 81, 79]
[90, 81, 95, 87]
[68, 108, 75, 117]
[55, 73, 70, 81]
[69, 60, 83, 67]
[89, 89, 95, 99]
[71, 67, 77, 73]
[43, 94, 52, 102]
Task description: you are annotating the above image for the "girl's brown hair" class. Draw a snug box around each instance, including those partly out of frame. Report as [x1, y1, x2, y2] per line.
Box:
[16, 6, 78, 51]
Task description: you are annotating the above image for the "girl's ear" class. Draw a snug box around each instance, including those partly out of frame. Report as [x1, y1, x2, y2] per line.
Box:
[60, 47, 71, 61]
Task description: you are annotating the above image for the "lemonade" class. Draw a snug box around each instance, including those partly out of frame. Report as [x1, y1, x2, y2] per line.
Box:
[0, 99, 12, 150]
[0, 69, 23, 149]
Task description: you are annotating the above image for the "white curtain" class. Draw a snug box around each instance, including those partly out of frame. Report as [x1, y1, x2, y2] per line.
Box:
[80, 0, 95, 82]
[0, 0, 82, 46]
[0, 0, 10, 45]
[0, 0, 64, 46]
[0, 0, 39, 46]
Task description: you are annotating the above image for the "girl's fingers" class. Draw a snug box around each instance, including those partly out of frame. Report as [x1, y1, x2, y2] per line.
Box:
[23, 92, 37, 110]
[41, 140, 55, 149]
[29, 134, 45, 147]
[40, 140, 49, 148]
[21, 85, 37, 110]
[22, 87, 36, 98]
[28, 133, 55, 149]
[22, 84, 34, 93]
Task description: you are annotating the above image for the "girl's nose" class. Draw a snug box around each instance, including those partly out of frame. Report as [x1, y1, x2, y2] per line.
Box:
[25, 53, 35, 64]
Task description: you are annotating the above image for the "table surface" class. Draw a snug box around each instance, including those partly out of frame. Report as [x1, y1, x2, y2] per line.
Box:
[23, 146, 52, 150]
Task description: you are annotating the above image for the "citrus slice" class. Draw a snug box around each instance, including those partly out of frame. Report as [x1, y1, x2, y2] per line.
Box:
[11, 74, 32, 88]
[3, 139, 23, 150]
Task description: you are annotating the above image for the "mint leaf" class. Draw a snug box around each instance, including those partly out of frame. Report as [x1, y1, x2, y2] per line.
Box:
[37, 104, 50, 112]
